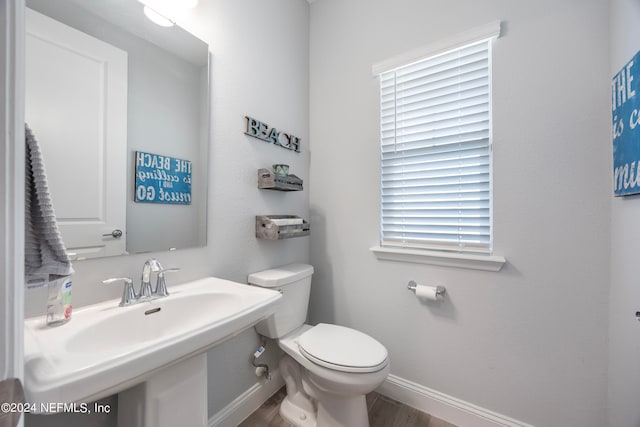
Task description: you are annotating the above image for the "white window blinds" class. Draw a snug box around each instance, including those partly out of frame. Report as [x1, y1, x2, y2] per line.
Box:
[379, 39, 493, 254]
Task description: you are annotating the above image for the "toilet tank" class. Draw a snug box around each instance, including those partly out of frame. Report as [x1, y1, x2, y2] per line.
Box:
[248, 264, 314, 338]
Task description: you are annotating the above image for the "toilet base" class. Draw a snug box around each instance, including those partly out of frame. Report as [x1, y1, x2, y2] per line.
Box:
[280, 396, 317, 427]
[281, 393, 370, 427]
[310, 386, 369, 427]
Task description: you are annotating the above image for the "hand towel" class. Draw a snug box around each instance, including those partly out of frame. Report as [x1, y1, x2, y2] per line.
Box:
[24, 123, 73, 287]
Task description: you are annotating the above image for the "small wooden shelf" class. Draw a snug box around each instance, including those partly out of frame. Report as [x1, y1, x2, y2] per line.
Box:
[256, 215, 310, 240]
[258, 168, 303, 191]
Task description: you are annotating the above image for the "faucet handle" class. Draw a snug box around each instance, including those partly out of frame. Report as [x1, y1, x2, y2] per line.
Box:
[102, 277, 136, 307]
[140, 258, 163, 299]
[154, 268, 180, 297]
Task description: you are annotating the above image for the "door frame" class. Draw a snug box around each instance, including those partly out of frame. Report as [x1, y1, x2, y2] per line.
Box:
[0, 0, 25, 410]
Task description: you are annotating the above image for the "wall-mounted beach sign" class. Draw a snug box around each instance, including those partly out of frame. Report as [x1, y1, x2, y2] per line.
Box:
[244, 116, 300, 152]
[134, 151, 192, 205]
[613, 50, 640, 196]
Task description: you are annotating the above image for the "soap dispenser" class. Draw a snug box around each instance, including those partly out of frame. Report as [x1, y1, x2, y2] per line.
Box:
[46, 276, 72, 326]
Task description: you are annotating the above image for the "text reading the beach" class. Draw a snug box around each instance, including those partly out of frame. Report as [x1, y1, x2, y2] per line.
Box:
[135, 151, 192, 205]
[613, 51, 640, 196]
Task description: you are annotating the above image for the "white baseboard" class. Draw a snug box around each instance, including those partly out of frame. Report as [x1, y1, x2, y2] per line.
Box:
[208, 369, 284, 427]
[207, 371, 532, 427]
[378, 374, 534, 427]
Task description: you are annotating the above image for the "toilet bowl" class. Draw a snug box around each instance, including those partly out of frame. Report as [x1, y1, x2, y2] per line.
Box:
[248, 264, 389, 427]
[278, 324, 390, 427]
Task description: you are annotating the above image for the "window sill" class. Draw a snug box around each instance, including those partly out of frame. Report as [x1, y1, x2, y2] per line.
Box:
[370, 246, 506, 272]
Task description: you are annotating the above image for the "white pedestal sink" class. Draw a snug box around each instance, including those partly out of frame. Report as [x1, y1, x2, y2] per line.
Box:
[118, 353, 208, 427]
[23, 277, 282, 424]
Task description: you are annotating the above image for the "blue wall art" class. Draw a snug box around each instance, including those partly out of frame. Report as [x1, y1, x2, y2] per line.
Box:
[134, 151, 192, 205]
[613, 50, 640, 196]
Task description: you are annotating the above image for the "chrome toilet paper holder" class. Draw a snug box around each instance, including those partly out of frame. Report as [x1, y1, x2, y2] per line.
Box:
[407, 280, 446, 297]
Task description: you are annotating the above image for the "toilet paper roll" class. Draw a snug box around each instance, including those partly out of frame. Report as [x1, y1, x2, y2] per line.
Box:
[414, 284, 439, 301]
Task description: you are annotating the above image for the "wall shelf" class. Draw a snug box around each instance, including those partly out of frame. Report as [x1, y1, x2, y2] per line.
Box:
[256, 215, 310, 240]
[257, 168, 303, 191]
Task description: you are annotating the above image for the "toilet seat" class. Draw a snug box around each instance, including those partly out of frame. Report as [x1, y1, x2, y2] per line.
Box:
[297, 323, 388, 373]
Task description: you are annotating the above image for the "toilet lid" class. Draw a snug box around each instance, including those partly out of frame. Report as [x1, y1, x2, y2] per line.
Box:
[297, 324, 388, 373]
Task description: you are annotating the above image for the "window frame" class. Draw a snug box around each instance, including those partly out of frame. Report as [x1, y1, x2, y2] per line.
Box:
[370, 22, 506, 271]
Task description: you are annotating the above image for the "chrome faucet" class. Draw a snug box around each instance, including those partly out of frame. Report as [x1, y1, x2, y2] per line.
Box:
[155, 267, 180, 297]
[102, 277, 137, 307]
[140, 258, 180, 298]
[140, 258, 163, 299]
[103, 258, 180, 307]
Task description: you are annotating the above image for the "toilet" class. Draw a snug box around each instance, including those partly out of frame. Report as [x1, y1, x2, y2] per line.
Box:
[248, 264, 390, 427]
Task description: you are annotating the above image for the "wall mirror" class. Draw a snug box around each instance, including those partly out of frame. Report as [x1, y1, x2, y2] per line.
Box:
[25, 0, 209, 260]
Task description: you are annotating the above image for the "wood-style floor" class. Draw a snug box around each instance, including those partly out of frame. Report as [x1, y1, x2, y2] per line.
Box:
[238, 387, 458, 427]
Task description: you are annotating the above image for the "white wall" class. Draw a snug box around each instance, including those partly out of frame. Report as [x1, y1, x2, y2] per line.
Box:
[609, 1, 640, 426]
[183, 0, 310, 412]
[309, 1, 611, 426]
[23, 0, 309, 424]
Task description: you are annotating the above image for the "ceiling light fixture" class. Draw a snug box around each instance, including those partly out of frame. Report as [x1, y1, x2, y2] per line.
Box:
[140, 0, 198, 27]
[143, 5, 174, 27]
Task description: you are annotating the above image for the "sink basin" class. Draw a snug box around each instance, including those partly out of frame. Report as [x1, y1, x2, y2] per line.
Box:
[65, 292, 253, 354]
[23, 277, 282, 408]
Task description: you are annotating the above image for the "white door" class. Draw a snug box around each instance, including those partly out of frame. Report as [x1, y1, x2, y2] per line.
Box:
[25, 8, 127, 260]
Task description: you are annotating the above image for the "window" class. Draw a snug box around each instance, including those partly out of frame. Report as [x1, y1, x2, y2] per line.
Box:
[377, 36, 495, 255]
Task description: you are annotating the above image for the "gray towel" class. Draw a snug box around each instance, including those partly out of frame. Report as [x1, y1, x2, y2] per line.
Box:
[25, 124, 73, 287]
